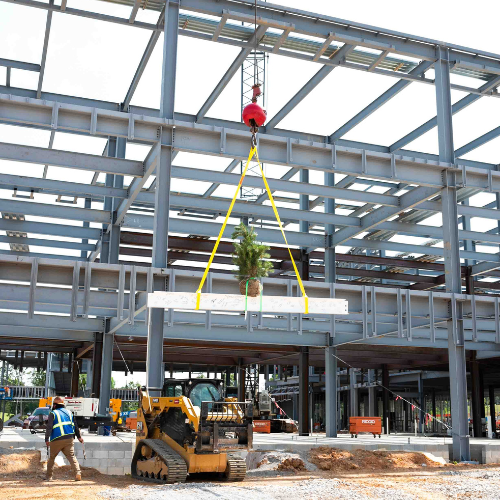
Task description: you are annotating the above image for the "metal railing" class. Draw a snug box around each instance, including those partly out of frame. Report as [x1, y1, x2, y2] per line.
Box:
[110, 388, 139, 401]
[8, 386, 46, 399]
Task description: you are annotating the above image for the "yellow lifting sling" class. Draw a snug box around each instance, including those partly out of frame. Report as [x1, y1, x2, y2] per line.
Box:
[195, 146, 309, 314]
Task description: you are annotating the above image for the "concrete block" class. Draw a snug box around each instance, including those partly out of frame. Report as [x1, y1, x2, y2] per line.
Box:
[107, 467, 125, 475]
[82, 458, 100, 468]
[109, 450, 125, 459]
[97, 467, 108, 475]
[93, 450, 109, 459]
[124, 451, 132, 459]
[114, 459, 131, 468]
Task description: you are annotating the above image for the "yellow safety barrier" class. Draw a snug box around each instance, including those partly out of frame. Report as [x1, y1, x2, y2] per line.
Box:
[195, 145, 308, 314]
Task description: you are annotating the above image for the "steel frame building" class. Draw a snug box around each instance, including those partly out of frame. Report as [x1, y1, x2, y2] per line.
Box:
[1, 0, 500, 461]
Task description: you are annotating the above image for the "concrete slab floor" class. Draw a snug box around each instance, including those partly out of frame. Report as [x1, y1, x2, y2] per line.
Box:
[2, 427, 500, 471]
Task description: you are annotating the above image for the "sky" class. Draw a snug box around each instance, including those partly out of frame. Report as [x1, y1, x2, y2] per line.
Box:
[1, 0, 500, 387]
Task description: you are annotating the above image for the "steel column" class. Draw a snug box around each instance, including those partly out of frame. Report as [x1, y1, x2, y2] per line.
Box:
[471, 354, 482, 437]
[436, 47, 470, 461]
[325, 346, 337, 437]
[349, 368, 358, 417]
[298, 346, 309, 436]
[324, 172, 336, 283]
[99, 329, 113, 417]
[91, 332, 103, 399]
[368, 369, 376, 416]
[382, 364, 389, 433]
[109, 138, 126, 264]
[147, 0, 179, 396]
[299, 169, 309, 280]
[489, 386, 496, 437]
[101, 138, 117, 264]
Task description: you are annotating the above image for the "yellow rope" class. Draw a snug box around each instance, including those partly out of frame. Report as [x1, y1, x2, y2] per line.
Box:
[196, 146, 257, 309]
[195, 144, 308, 314]
[254, 148, 308, 314]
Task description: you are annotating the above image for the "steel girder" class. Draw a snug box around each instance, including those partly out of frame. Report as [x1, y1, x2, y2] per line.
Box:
[1, 95, 499, 194]
[0, 256, 498, 350]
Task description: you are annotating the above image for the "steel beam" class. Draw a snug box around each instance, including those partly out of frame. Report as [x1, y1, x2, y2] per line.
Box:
[455, 126, 500, 158]
[435, 48, 470, 461]
[390, 76, 500, 152]
[266, 44, 354, 130]
[196, 25, 267, 122]
[4, 95, 500, 192]
[114, 142, 159, 227]
[0, 198, 110, 223]
[330, 60, 433, 140]
[0, 58, 40, 72]
[181, 0, 500, 71]
[123, 6, 165, 109]
[331, 186, 440, 246]
[36, 0, 53, 99]
[0, 172, 127, 200]
[0, 218, 100, 240]
[0, 142, 143, 177]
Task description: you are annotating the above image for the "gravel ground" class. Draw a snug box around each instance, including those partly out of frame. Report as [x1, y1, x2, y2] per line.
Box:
[100, 468, 500, 500]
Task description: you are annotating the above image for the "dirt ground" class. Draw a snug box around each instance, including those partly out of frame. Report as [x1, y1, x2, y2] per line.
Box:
[1, 447, 499, 500]
[308, 446, 438, 472]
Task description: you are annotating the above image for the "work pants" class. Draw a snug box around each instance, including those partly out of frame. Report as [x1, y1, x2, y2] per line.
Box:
[46, 438, 81, 477]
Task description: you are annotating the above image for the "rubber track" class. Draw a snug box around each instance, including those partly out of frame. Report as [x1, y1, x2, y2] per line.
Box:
[225, 455, 246, 481]
[131, 439, 187, 484]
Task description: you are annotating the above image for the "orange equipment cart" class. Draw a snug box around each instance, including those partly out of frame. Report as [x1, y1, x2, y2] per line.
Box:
[349, 416, 382, 438]
[253, 420, 271, 434]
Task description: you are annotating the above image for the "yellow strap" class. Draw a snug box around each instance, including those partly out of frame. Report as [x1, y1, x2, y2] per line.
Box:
[254, 148, 309, 314]
[195, 147, 257, 309]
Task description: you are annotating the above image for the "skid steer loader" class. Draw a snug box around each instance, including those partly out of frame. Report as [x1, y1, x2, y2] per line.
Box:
[132, 378, 253, 484]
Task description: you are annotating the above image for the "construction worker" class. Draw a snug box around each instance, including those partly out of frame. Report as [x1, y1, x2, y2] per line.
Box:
[44, 396, 83, 481]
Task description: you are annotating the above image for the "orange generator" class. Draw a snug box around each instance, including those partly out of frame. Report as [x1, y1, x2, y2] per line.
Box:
[349, 416, 382, 438]
[253, 420, 271, 433]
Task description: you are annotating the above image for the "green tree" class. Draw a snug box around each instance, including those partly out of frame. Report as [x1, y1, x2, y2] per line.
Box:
[29, 369, 46, 387]
[79, 374, 87, 391]
[231, 223, 273, 282]
[111, 377, 116, 389]
[124, 380, 140, 389]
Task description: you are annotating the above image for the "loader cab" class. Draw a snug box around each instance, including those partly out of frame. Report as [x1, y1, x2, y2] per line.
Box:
[162, 378, 223, 407]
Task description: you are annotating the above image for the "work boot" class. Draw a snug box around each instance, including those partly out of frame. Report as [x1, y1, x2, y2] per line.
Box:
[75, 473, 82, 481]
[44, 476, 53, 481]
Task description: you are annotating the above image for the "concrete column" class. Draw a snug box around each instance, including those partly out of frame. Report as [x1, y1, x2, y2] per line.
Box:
[146, 0, 179, 397]
[325, 346, 337, 437]
[368, 369, 376, 416]
[100, 137, 117, 264]
[299, 347, 309, 435]
[91, 332, 103, 399]
[99, 329, 113, 416]
[382, 364, 389, 433]
[435, 47, 470, 461]
[471, 355, 482, 437]
[109, 138, 126, 264]
[349, 368, 358, 417]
